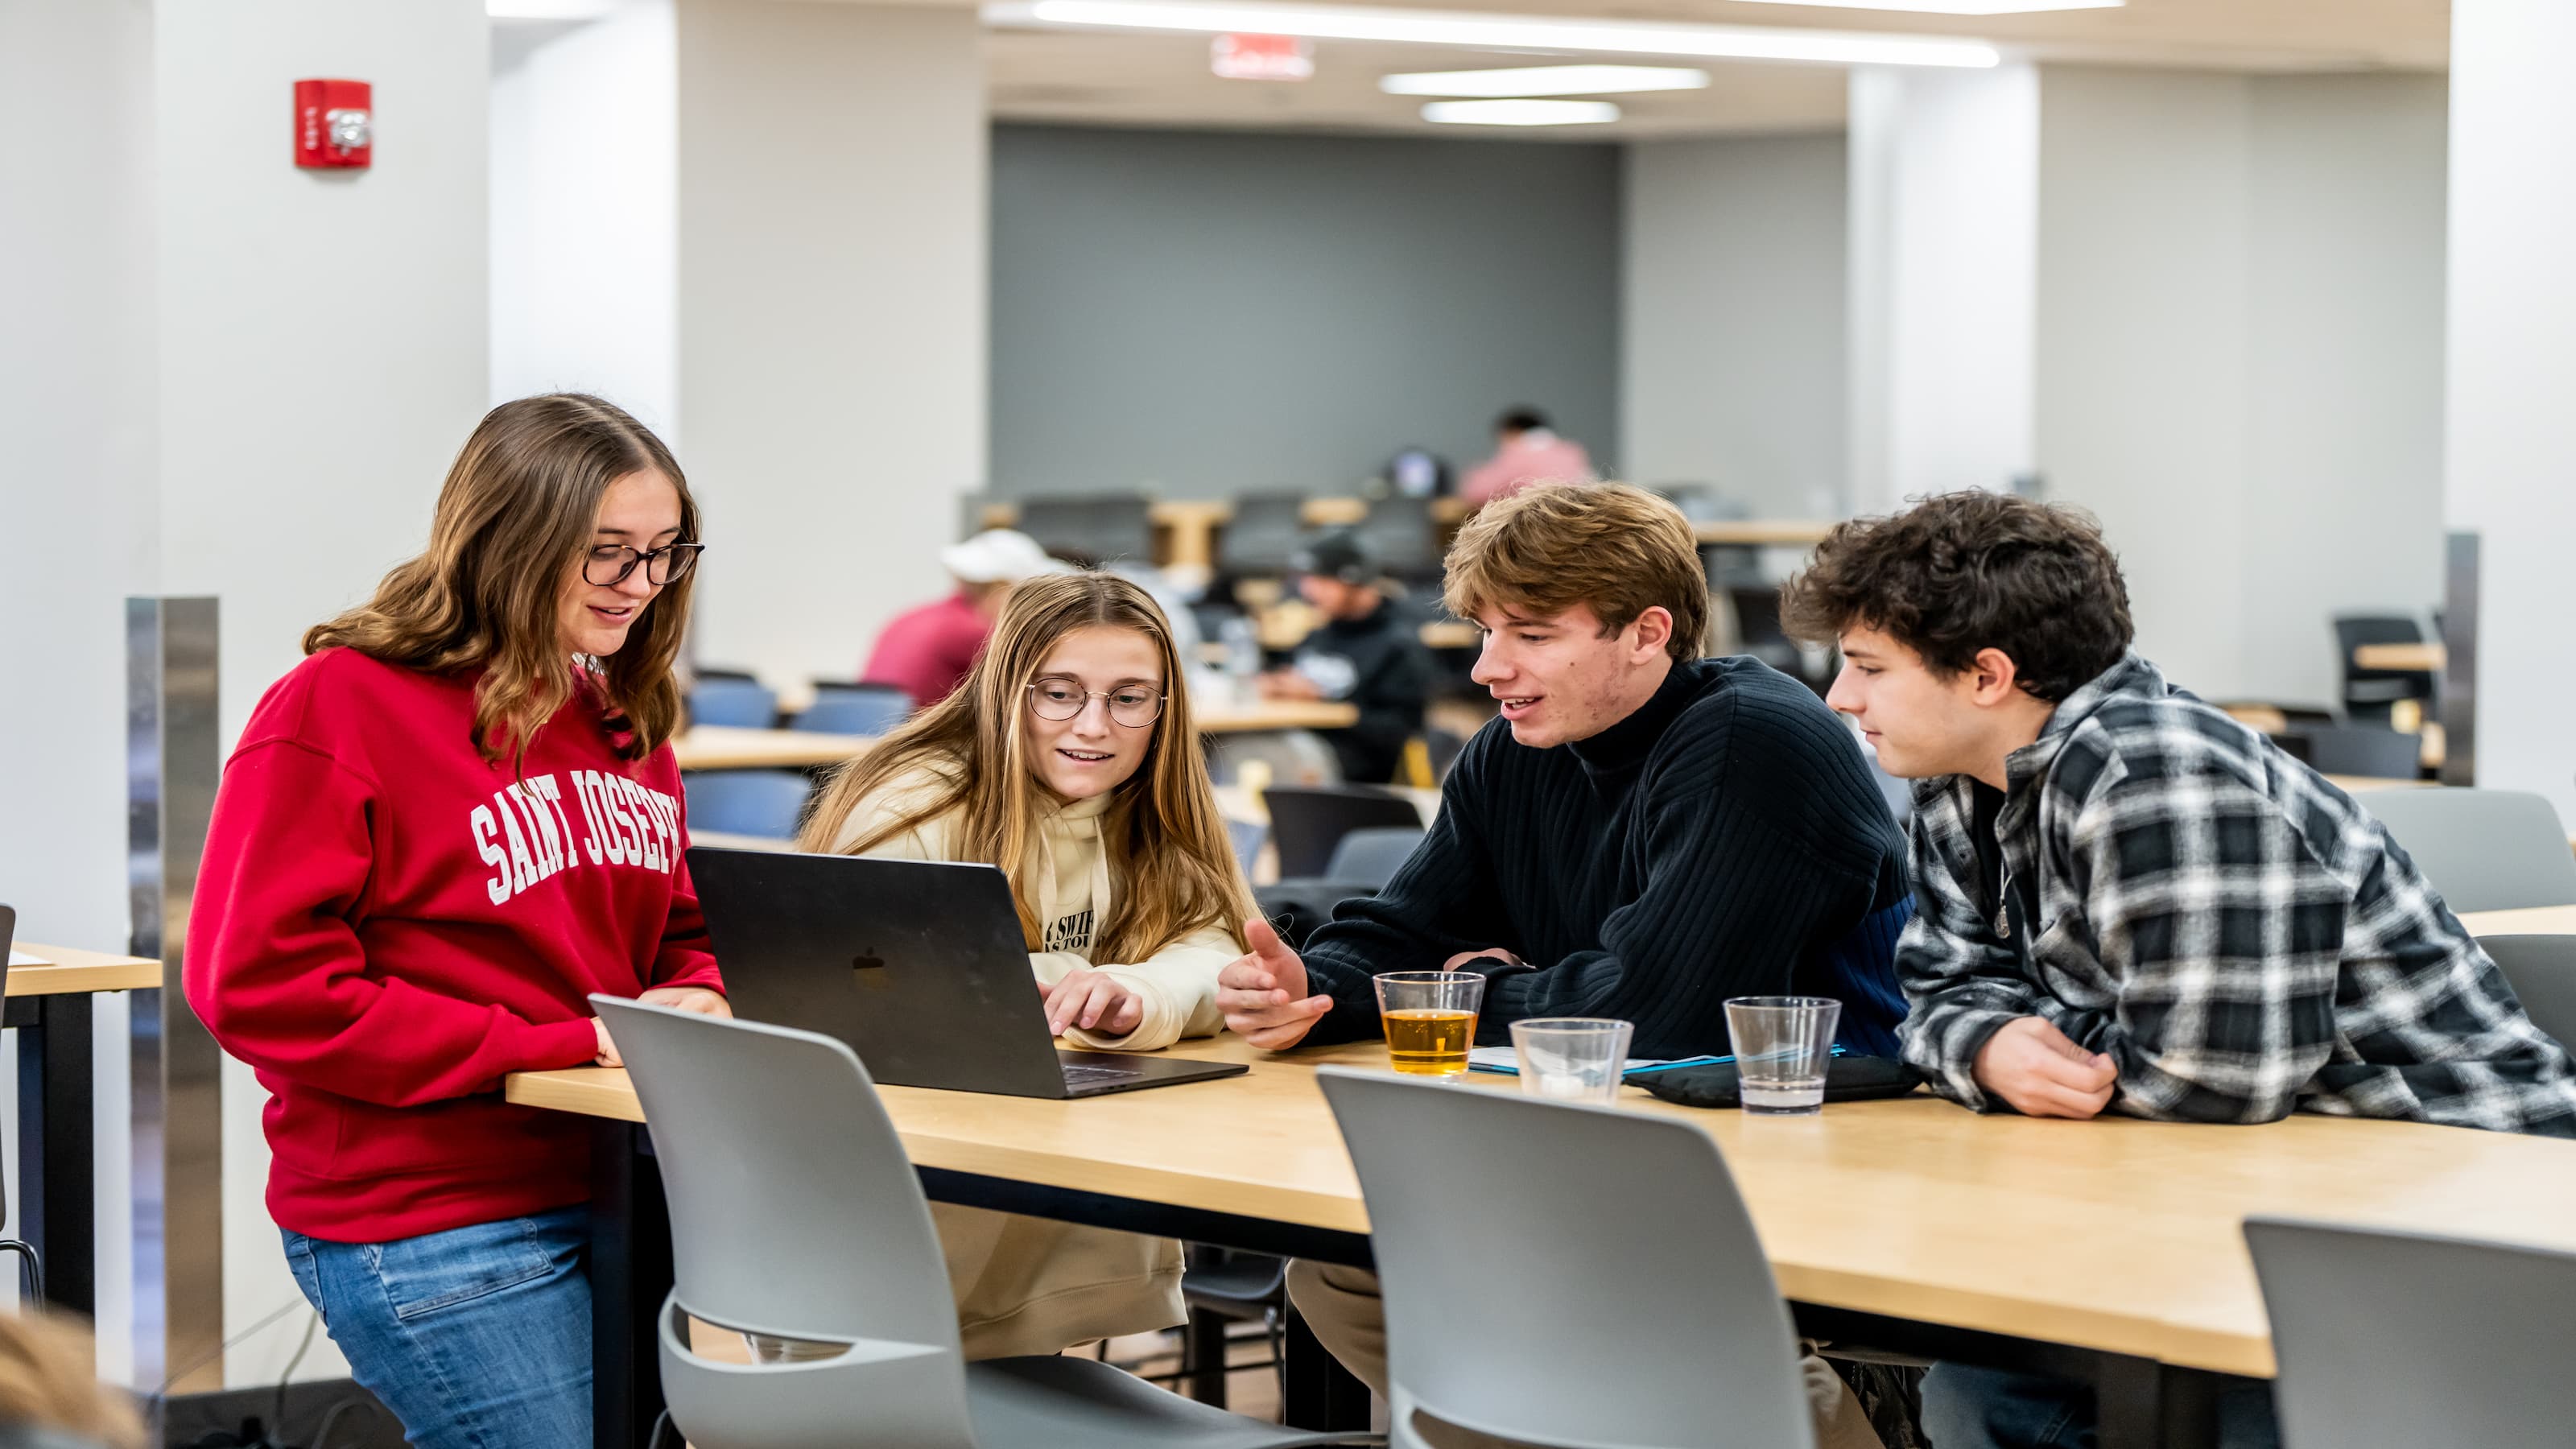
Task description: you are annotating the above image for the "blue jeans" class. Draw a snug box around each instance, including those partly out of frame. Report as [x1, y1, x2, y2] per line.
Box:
[282, 1207, 592, 1449]
[1922, 1364, 2281, 1449]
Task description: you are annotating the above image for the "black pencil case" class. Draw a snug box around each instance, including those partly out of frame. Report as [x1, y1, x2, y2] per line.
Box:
[1633, 1055, 1922, 1109]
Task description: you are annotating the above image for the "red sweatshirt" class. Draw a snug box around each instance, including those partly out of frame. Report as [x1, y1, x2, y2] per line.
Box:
[185, 648, 721, 1243]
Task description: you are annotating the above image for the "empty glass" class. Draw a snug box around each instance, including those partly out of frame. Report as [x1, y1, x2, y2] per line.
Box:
[1509, 1018, 1634, 1103]
[1373, 972, 1485, 1078]
[1724, 997, 1840, 1116]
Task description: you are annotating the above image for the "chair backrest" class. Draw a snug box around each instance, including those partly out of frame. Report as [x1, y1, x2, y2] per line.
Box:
[1263, 785, 1426, 877]
[2292, 724, 2423, 780]
[2468, 936, 2576, 1051]
[1016, 493, 1153, 567]
[1323, 826, 1425, 890]
[2246, 1216, 2576, 1449]
[1356, 496, 1442, 578]
[793, 684, 910, 736]
[1317, 1069, 1813, 1449]
[1224, 815, 1268, 875]
[1216, 491, 1313, 576]
[689, 678, 778, 729]
[2332, 613, 2434, 708]
[2358, 788, 2576, 913]
[680, 771, 815, 839]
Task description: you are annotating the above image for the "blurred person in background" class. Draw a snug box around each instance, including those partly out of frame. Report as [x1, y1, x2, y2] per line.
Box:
[0, 1313, 143, 1449]
[1459, 405, 1597, 507]
[1258, 530, 1432, 783]
[862, 529, 1069, 707]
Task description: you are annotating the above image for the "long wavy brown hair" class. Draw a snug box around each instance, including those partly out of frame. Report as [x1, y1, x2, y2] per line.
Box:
[799, 572, 1253, 963]
[304, 394, 700, 763]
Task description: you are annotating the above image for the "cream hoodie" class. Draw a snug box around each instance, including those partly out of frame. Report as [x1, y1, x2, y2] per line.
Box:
[827, 762, 1237, 1357]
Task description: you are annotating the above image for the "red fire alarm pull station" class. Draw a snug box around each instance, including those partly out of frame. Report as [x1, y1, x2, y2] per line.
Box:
[294, 79, 372, 168]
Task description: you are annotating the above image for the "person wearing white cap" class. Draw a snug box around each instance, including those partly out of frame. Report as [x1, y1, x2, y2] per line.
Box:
[861, 529, 1069, 707]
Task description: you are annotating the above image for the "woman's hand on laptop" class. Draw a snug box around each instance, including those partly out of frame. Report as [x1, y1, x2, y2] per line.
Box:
[1046, 969, 1144, 1038]
[1218, 919, 1334, 1051]
[639, 985, 732, 1019]
[592, 1018, 625, 1068]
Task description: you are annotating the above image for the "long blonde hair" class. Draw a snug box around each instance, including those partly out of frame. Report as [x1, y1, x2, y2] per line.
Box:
[305, 394, 700, 764]
[799, 572, 1253, 962]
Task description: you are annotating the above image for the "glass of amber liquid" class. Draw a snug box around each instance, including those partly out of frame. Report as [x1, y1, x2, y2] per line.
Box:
[1373, 972, 1485, 1078]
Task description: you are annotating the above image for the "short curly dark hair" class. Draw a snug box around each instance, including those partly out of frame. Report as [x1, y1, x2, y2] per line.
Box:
[1779, 491, 2133, 703]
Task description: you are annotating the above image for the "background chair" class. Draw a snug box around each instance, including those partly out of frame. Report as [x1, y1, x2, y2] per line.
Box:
[689, 678, 778, 729]
[1352, 496, 1442, 588]
[1216, 492, 1312, 579]
[2246, 1216, 2576, 1449]
[1321, 826, 1424, 892]
[1317, 1067, 1814, 1449]
[2470, 936, 2576, 1050]
[795, 683, 911, 736]
[1224, 817, 1268, 877]
[1017, 494, 1154, 568]
[2357, 788, 2576, 913]
[1262, 786, 1426, 878]
[596, 998, 1371, 1449]
[2332, 613, 2436, 727]
[2286, 724, 2422, 779]
[1174, 1247, 1289, 1410]
[0, 907, 38, 1302]
[680, 771, 814, 840]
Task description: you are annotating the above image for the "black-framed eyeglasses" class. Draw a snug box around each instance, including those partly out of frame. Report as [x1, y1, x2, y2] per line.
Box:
[584, 542, 704, 588]
[1026, 678, 1164, 729]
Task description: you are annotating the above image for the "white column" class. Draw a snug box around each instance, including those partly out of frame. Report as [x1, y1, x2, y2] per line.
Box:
[1845, 64, 2039, 518]
[675, 0, 988, 687]
[2445, 0, 2576, 818]
[155, 0, 493, 1387]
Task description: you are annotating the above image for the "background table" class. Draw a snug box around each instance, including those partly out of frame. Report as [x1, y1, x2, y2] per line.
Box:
[7, 944, 160, 1316]
[671, 725, 875, 771]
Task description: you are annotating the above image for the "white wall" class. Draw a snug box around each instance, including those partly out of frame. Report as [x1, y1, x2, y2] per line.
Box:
[2446, 0, 2576, 821]
[1847, 64, 2039, 516]
[154, 0, 493, 1387]
[1622, 133, 1847, 518]
[675, 0, 986, 687]
[0, 0, 159, 1386]
[489, 1, 679, 440]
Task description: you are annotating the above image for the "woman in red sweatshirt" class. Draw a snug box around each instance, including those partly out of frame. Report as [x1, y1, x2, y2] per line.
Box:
[184, 394, 726, 1449]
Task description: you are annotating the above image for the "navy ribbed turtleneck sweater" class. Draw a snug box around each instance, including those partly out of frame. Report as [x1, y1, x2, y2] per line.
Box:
[1298, 656, 1912, 1059]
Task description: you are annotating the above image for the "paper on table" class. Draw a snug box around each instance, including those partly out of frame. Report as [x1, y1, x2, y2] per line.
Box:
[6, 951, 39, 968]
[1466, 1046, 1728, 1076]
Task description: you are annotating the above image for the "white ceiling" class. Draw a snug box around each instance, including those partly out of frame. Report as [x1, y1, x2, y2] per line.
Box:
[987, 0, 2447, 139]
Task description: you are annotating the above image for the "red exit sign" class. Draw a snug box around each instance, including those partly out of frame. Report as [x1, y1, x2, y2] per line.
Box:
[1211, 33, 1313, 80]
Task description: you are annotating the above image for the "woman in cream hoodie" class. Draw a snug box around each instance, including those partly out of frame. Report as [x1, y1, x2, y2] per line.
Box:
[794, 571, 1257, 1359]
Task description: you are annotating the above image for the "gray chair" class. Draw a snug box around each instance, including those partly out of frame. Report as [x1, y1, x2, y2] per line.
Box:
[1315, 1067, 1815, 1449]
[2332, 613, 2435, 726]
[1322, 827, 1424, 891]
[594, 997, 1372, 1449]
[2358, 788, 2576, 913]
[2245, 1216, 2576, 1449]
[1262, 786, 1425, 878]
[795, 683, 910, 736]
[1018, 494, 1154, 568]
[2288, 724, 2422, 779]
[1216, 492, 1314, 578]
[2471, 936, 2576, 1051]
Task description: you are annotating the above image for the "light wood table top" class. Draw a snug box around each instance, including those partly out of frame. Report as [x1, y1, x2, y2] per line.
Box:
[2323, 774, 2438, 793]
[672, 725, 876, 772]
[2459, 904, 2576, 936]
[510, 1030, 2576, 1378]
[9, 944, 162, 996]
[1195, 699, 1357, 733]
[2355, 642, 2446, 672]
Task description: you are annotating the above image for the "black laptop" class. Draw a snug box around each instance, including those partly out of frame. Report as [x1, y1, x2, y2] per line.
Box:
[688, 848, 1249, 1099]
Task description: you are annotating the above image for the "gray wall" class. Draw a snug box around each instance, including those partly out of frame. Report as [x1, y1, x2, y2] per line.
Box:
[991, 124, 1621, 498]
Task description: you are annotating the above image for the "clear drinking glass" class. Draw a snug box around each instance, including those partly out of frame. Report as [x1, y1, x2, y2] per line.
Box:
[1724, 996, 1841, 1116]
[1509, 1018, 1634, 1103]
[1373, 972, 1485, 1078]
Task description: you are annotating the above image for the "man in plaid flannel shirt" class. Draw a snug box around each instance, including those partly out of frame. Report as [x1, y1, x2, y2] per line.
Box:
[1783, 490, 2576, 1449]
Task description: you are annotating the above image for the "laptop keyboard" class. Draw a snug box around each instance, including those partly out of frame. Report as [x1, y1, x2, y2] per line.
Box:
[1062, 1063, 1144, 1084]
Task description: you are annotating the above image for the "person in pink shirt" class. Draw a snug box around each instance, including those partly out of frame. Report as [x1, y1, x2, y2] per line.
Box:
[862, 528, 1069, 707]
[1458, 405, 1599, 506]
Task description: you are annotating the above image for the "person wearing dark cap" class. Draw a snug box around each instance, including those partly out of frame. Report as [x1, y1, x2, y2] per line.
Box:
[1257, 530, 1435, 784]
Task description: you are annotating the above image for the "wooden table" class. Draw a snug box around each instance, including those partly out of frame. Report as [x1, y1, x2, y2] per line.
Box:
[2355, 642, 2446, 673]
[2458, 904, 2576, 936]
[1192, 699, 1356, 733]
[980, 498, 1366, 572]
[510, 1021, 2576, 1447]
[7, 944, 163, 1318]
[2324, 774, 2438, 793]
[671, 725, 876, 772]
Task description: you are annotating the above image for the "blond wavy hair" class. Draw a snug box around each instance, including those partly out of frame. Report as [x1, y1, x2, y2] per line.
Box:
[304, 394, 700, 764]
[799, 572, 1253, 963]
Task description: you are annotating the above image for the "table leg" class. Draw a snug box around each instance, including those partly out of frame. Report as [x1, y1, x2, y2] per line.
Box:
[14, 995, 95, 1316]
[2095, 1355, 2223, 1449]
[590, 1122, 671, 1449]
[1281, 1301, 1372, 1432]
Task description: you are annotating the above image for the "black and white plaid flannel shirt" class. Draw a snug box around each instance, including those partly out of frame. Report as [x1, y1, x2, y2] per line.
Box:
[1897, 652, 2576, 1135]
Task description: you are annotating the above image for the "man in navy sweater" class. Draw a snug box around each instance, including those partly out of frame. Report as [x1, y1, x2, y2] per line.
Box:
[1218, 481, 1910, 1449]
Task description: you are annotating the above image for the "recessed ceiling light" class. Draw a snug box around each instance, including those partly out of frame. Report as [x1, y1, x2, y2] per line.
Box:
[986, 1, 2003, 68]
[1381, 64, 1708, 97]
[1732, 0, 2115, 10]
[1422, 98, 1622, 125]
[486, 0, 614, 17]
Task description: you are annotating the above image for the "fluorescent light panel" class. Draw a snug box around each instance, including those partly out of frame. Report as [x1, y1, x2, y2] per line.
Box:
[487, 0, 616, 17]
[989, 1, 2003, 68]
[1381, 64, 1707, 97]
[1422, 99, 1620, 125]
[1732, 0, 2115, 11]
